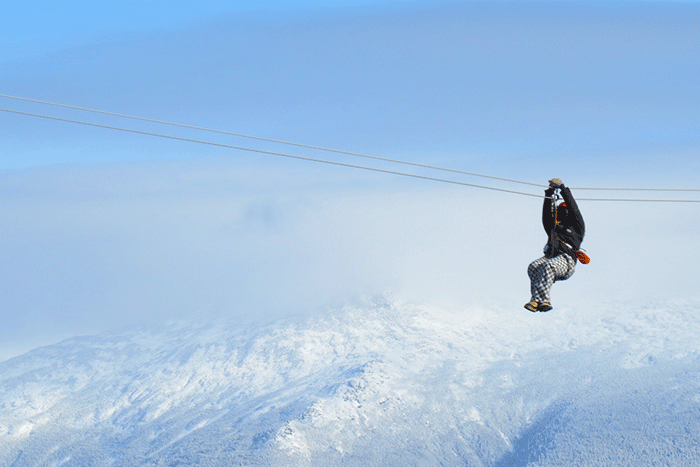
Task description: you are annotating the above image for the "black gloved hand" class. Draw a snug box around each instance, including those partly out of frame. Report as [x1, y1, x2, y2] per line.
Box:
[548, 178, 564, 189]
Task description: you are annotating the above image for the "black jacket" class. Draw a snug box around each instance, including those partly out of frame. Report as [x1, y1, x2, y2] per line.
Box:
[542, 186, 585, 260]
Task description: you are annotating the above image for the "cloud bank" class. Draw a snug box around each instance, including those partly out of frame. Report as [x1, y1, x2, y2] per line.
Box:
[1, 157, 697, 361]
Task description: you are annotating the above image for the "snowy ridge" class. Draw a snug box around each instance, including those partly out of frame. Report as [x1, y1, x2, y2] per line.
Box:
[2, 298, 700, 466]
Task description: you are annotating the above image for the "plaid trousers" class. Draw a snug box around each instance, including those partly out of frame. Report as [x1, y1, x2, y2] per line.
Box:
[527, 254, 576, 303]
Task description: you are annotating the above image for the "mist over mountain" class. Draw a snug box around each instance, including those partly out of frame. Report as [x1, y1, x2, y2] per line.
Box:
[3, 297, 700, 466]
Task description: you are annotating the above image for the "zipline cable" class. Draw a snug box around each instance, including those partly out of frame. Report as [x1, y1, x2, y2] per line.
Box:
[1, 107, 699, 203]
[571, 186, 700, 192]
[0, 93, 544, 189]
[0, 107, 542, 198]
[6, 93, 698, 193]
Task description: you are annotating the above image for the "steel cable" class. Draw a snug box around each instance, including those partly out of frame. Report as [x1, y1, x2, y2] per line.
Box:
[1, 106, 699, 203]
[7, 93, 700, 193]
[0, 94, 545, 188]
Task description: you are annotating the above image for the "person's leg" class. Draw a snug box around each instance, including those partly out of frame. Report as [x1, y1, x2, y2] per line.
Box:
[552, 255, 576, 282]
[528, 254, 576, 311]
[529, 256, 556, 304]
[526, 257, 548, 310]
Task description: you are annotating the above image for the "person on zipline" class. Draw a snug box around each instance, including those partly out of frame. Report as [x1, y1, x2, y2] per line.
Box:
[525, 178, 586, 312]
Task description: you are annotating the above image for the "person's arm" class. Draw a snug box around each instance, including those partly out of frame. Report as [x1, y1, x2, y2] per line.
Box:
[560, 186, 585, 237]
[542, 187, 555, 234]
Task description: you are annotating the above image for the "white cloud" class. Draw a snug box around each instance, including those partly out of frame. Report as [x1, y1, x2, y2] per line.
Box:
[0, 157, 697, 361]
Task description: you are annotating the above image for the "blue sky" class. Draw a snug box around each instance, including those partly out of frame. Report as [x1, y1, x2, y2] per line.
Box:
[0, 1, 699, 360]
[2, 1, 699, 182]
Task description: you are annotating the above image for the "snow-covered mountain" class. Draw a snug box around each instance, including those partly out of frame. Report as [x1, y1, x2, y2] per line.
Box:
[2, 298, 700, 466]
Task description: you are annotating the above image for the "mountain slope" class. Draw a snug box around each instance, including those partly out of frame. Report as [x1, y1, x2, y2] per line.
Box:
[2, 298, 700, 466]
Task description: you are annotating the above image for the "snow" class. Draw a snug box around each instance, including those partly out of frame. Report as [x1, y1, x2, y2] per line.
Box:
[2, 297, 700, 466]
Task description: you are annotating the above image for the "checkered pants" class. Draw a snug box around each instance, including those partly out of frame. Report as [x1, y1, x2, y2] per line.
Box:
[527, 254, 576, 303]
